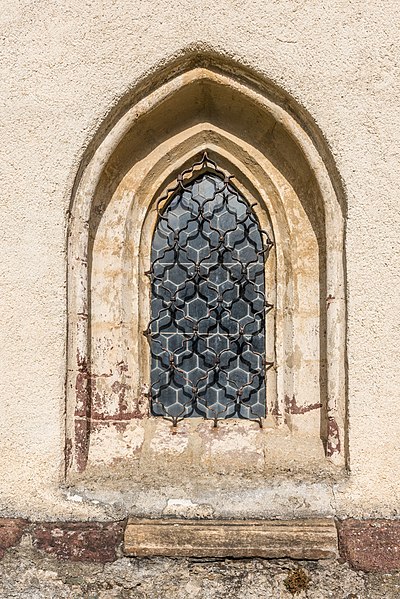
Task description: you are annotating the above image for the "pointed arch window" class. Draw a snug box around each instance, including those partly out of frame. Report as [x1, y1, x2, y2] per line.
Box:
[145, 155, 273, 426]
[67, 63, 346, 476]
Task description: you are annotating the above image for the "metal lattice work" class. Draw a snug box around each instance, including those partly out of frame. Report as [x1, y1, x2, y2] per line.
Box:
[145, 154, 273, 426]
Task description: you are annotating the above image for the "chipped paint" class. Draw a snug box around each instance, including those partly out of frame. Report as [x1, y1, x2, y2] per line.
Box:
[149, 422, 189, 454]
[326, 417, 341, 457]
[284, 395, 322, 415]
[89, 421, 145, 465]
[162, 499, 214, 518]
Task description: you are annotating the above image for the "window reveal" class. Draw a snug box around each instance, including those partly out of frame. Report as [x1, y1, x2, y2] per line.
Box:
[145, 155, 273, 426]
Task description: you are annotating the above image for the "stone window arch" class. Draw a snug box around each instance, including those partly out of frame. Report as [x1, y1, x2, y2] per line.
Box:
[67, 55, 346, 498]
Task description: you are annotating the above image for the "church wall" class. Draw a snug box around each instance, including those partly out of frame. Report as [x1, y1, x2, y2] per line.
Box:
[1, 1, 400, 592]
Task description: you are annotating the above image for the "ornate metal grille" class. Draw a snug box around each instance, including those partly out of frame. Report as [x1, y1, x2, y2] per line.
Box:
[145, 154, 273, 426]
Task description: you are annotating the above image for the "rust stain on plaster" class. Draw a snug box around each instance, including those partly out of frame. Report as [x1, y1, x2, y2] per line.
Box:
[75, 372, 89, 418]
[271, 399, 282, 417]
[326, 416, 341, 456]
[74, 418, 90, 472]
[65, 438, 73, 473]
[91, 379, 140, 421]
[74, 354, 148, 470]
[76, 361, 138, 421]
[111, 380, 130, 414]
[284, 395, 322, 414]
[90, 420, 131, 434]
[131, 391, 150, 419]
[116, 360, 129, 373]
[326, 294, 335, 309]
[74, 354, 91, 471]
[75, 354, 90, 418]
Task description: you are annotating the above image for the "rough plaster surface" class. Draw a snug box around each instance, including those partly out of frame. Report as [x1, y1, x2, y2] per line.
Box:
[1, 0, 400, 523]
[0, 547, 399, 599]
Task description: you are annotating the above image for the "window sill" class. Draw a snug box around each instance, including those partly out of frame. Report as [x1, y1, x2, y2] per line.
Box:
[124, 517, 338, 559]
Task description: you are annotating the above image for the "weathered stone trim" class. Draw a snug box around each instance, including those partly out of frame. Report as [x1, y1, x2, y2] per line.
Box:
[124, 518, 338, 559]
[337, 519, 400, 572]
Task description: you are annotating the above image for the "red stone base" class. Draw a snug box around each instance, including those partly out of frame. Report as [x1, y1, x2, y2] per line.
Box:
[0, 518, 125, 563]
[0, 519, 28, 558]
[0, 517, 399, 571]
[337, 519, 400, 572]
[32, 521, 125, 562]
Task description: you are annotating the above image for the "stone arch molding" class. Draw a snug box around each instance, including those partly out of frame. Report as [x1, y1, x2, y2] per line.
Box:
[67, 60, 346, 480]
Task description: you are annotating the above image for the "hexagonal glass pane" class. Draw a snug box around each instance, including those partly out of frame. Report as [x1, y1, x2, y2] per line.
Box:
[149, 168, 268, 422]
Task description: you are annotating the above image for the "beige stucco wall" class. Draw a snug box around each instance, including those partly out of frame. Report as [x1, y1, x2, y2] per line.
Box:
[1, 0, 399, 520]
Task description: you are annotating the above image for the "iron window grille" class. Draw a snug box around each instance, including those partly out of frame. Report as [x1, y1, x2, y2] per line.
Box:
[144, 154, 273, 427]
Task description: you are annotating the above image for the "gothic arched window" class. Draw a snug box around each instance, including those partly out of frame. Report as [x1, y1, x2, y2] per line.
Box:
[146, 154, 273, 426]
[67, 62, 346, 476]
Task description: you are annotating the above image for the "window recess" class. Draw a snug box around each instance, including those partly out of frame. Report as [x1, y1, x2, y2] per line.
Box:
[145, 154, 274, 426]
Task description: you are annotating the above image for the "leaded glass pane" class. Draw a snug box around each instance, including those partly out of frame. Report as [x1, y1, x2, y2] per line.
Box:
[147, 160, 270, 424]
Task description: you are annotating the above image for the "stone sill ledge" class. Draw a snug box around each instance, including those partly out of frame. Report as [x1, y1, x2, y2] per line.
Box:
[124, 518, 337, 560]
[0, 517, 399, 572]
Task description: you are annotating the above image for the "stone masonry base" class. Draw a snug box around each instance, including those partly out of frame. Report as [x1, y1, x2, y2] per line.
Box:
[0, 518, 399, 597]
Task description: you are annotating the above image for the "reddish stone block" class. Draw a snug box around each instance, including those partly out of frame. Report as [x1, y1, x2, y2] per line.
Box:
[32, 521, 125, 562]
[0, 518, 28, 558]
[338, 519, 400, 572]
